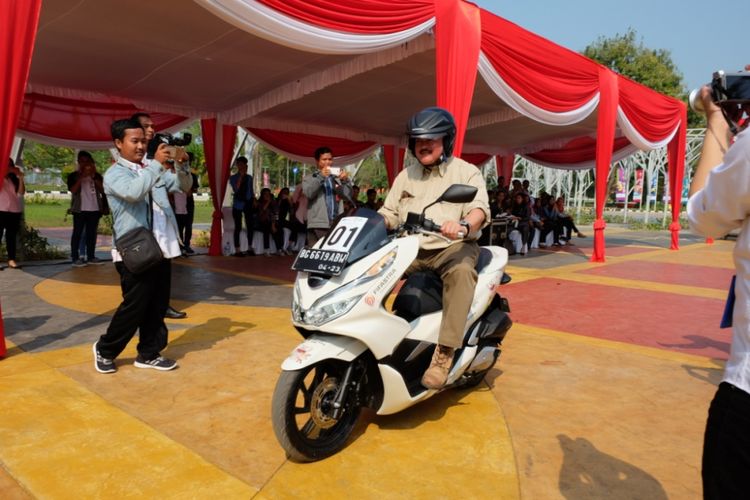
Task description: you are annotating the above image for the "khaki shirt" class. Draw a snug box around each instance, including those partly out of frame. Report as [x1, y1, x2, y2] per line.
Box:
[379, 156, 490, 250]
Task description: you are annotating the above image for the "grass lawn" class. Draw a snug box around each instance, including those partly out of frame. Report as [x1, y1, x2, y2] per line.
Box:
[23, 200, 216, 228]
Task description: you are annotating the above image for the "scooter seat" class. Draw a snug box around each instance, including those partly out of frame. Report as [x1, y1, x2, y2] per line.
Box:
[392, 248, 494, 322]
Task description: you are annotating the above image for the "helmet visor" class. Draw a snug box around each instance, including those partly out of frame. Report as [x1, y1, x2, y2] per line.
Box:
[410, 132, 446, 140]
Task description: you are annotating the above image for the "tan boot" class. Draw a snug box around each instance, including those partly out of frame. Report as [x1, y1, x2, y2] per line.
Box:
[421, 345, 455, 389]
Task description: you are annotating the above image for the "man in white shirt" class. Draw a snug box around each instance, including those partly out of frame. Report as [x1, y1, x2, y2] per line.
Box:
[687, 66, 750, 498]
[132, 112, 188, 319]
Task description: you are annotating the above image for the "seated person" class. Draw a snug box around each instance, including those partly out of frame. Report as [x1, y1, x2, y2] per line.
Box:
[379, 107, 490, 390]
[555, 197, 586, 241]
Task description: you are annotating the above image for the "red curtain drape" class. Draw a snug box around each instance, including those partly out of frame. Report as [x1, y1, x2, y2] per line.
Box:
[435, 0, 481, 158]
[461, 153, 491, 167]
[667, 105, 688, 250]
[202, 119, 237, 256]
[495, 155, 515, 188]
[248, 128, 376, 161]
[0, 0, 42, 355]
[479, 10, 599, 113]
[528, 136, 632, 165]
[591, 68, 619, 263]
[255, 0, 434, 34]
[18, 93, 187, 143]
[383, 145, 405, 185]
[0, 0, 42, 179]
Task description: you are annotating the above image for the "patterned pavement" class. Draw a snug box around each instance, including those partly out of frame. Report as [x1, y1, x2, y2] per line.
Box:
[0, 225, 732, 498]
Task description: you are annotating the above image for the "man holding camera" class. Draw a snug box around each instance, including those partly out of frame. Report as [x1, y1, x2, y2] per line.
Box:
[132, 112, 189, 319]
[93, 118, 192, 373]
[301, 146, 353, 246]
[687, 66, 750, 498]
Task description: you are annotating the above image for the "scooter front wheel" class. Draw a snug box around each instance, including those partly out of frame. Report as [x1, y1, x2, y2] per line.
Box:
[272, 360, 361, 462]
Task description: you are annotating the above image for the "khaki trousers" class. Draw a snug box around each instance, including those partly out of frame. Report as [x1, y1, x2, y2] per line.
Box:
[406, 241, 480, 348]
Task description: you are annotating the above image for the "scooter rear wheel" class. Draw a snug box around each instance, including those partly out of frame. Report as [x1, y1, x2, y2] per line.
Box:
[272, 360, 361, 462]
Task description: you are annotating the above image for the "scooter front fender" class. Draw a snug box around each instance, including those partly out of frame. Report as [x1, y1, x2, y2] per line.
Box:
[280, 334, 369, 371]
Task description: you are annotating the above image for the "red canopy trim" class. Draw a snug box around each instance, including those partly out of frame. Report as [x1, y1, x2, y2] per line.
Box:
[1, 0, 42, 180]
[196, 0, 435, 54]
[248, 128, 378, 165]
[461, 153, 491, 167]
[202, 119, 238, 256]
[383, 145, 406, 185]
[479, 9, 600, 115]
[18, 93, 188, 145]
[618, 77, 685, 146]
[254, 0, 434, 34]
[435, 0, 481, 158]
[526, 136, 634, 169]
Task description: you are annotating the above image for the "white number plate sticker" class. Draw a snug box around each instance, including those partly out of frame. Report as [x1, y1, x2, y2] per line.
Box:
[320, 217, 368, 252]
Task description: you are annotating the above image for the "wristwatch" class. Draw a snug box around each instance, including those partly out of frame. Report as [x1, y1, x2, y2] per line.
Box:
[459, 220, 471, 234]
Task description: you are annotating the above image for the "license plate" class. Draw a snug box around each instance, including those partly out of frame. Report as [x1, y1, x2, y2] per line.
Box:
[292, 247, 349, 276]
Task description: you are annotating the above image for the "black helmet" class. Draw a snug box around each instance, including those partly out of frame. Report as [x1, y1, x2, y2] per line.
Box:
[407, 107, 456, 160]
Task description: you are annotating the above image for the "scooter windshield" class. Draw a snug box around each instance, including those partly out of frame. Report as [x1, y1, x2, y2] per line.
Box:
[330, 208, 390, 266]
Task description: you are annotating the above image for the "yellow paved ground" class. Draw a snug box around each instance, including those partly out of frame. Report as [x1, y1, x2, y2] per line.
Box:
[0, 234, 733, 498]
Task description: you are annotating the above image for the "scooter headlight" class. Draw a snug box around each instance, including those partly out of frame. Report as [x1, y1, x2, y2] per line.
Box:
[294, 249, 397, 326]
[305, 294, 363, 326]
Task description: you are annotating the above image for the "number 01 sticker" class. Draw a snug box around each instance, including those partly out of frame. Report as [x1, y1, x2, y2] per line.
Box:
[321, 217, 368, 252]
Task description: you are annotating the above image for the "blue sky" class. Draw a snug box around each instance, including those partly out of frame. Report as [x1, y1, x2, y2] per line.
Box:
[473, 0, 746, 92]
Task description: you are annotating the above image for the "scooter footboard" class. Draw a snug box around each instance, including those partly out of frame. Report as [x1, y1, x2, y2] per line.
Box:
[280, 334, 369, 371]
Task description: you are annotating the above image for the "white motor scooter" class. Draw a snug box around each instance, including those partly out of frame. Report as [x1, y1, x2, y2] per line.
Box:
[272, 185, 512, 462]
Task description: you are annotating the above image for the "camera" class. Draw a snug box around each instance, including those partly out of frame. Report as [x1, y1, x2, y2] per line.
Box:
[329, 166, 342, 177]
[689, 70, 750, 112]
[146, 132, 192, 160]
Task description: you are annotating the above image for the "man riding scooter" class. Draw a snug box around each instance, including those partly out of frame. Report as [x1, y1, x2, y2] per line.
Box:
[378, 107, 490, 389]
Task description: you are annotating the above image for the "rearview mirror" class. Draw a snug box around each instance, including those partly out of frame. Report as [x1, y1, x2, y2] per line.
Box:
[438, 184, 477, 204]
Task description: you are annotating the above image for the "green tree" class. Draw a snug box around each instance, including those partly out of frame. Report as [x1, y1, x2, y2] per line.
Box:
[22, 140, 75, 171]
[582, 28, 703, 127]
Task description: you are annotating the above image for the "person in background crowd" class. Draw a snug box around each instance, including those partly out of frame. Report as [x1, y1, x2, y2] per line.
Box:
[554, 197, 586, 241]
[290, 183, 307, 251]
[302, 146, 352, 246]
[0, 158, 24, 270]
[132, 112, 188, 319]
[364, 188, 378, 210]
[229, 156, 255, 256]
[257, 187, 284, 256]
[68, 151, 107, 267]
[182, 152, 199, 254]
[509, 192, 531, 255]
[276, 187, 293, 254]
[352, 185, 363, 208]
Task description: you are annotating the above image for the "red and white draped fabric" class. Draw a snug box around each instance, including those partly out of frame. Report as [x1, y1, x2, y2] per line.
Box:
[476, 9, 686, 261]
[495, 155, 515, 188]
[17, 92, 192, 149]
[461, 153, 491, 168]
[202, 119, 238, 256]
[1, 0, 42, 179]
[434, 0, 481, 158]
[196, 0, 435, 54]
[383, 145, 406, 185]
[248, 129, 378, 165]
[0, 0, 42, 354]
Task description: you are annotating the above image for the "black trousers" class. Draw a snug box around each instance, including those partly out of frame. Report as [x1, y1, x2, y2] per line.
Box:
[71, 211, 100, 260]
[0, 211, 21, 260]
[176, 213, 189, 248]
[98, 259, 171, 360]
[702, 382, 750, 499]
[232, 206, 254, 249]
